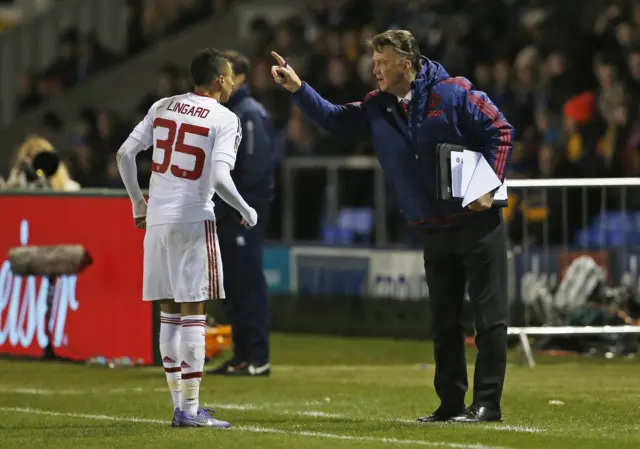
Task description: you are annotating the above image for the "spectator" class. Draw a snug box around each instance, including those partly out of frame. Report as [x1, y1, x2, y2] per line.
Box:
[76, 33, 114, 83]
[14, 0, 222, 115]
[246, 17, 274, 59]
[46, 29, 80, 92]
[38, 111, 64, 143]
[12, 0, 640, 243]
[4, 136, 80, 191]
[15, 70, 42, 113]
[137, 65, 179, 114]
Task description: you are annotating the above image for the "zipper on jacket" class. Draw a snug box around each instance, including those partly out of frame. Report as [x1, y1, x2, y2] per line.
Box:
[407, 99, 420, 159]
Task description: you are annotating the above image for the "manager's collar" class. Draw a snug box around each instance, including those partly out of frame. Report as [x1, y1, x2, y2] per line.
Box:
[397, 90, 412, 103]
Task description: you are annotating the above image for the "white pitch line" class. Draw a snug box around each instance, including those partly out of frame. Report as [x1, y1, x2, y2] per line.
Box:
[210, 403, 545, 434]
[479, 425, 544, 433]
[0, 406, 166, 425]
[0, 387, 544, 434]
[0, 386, 323, 407]
[0, 407, 511, 449]
[216, 406, 344, 419]
[0, 387, 147, 396]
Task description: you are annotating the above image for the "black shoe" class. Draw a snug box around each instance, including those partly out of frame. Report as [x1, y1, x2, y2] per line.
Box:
[450, 404, 502, 423]
[417, 406, 466, 423]
[226, 362, 271, 377]
[206, 360, 248, 375]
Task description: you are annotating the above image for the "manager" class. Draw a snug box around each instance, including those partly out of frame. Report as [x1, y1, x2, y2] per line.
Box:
[270, 30, 513, 423]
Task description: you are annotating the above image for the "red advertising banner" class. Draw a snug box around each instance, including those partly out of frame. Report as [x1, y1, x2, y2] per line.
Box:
[0, 193, 153, 364]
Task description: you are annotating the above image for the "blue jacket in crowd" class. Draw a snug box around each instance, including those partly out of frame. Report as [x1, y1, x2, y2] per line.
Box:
[214, 85, 276, 222]
[292, 56, 515, 227]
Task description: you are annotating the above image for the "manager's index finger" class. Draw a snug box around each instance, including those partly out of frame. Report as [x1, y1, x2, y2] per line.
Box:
[271, 51, 286, 66]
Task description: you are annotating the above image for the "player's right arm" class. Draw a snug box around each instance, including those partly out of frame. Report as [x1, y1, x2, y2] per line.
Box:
[211, 112, 258, 228]
[270, 51, 370, 139]
[116, 103, 156, 228]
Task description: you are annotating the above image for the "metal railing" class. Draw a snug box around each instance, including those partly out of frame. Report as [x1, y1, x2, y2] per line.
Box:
[282, 157, 640, 360]
[503, 178, 640, 366]
[0, 0, 127, 126]
[282, 156, 640, 247]
[282, 156, 385, 244]
[504, 178, 640, 323]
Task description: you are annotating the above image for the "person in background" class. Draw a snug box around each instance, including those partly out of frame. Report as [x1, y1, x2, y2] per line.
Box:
[208, 50, 276, 377]
[3, 136, 80, 191]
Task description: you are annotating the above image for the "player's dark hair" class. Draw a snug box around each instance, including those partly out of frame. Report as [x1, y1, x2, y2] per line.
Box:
[190, 48, 230, 86]
[223, 50, 250, 77]
[367, 30, 423, 71]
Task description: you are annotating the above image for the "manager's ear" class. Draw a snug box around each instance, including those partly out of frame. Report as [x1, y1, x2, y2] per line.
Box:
[403, 58, 413, 73]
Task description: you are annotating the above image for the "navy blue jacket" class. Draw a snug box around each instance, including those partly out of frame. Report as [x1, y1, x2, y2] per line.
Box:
[292, 57, 515, 227]
[214, 85, 275, 223]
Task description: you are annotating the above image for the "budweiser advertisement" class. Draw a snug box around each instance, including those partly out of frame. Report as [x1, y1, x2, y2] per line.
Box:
[0, 193, 154, 364]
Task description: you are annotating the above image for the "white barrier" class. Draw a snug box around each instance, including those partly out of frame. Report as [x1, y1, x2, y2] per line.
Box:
[506, 178, 640, 187]
[282, 154, 640, 243]
[507, 326, 640, 368]
[282, 157, 640, 365]
[506, 178, 640, 368]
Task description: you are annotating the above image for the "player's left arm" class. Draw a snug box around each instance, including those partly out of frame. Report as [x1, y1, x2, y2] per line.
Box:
[116, 112, 153, 228]
[458, 86, 515, 182]
[211, 113, 258, 227]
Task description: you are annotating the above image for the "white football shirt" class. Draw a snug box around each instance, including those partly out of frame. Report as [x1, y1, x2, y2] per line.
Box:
[130, 92, 242, 225]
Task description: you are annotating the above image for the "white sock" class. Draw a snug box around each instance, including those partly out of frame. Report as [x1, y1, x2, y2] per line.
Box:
[159, 312, 182, 410]
[180, 315, 206, 417]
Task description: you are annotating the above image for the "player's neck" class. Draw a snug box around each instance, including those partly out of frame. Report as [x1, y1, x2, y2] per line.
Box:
[193, 87, 222, 101]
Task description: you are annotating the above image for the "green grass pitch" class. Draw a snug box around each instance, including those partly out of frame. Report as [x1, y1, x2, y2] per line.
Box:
[1, 333, 639, 449]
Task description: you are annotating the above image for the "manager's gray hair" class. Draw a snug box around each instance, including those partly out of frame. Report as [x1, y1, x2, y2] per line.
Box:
[367, 30, 423, 71]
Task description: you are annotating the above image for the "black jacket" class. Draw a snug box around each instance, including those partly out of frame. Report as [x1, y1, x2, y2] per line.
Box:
[214, 85, 275, 223]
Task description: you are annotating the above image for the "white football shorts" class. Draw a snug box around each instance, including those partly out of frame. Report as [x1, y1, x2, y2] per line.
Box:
[143, 220, 225, 302]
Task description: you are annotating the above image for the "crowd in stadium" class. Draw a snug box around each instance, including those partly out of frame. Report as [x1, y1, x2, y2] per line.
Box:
[5, 0, 640, 240]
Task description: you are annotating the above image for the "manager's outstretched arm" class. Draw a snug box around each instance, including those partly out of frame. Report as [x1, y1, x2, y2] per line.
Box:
[270, 51, 369, 139]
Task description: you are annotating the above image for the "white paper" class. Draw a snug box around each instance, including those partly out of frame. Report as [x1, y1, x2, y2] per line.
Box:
[461, 150, 481, 197]
[495, 182, 508, 201]
[461, 155, 502, 207]
[450, 151, 464, 198]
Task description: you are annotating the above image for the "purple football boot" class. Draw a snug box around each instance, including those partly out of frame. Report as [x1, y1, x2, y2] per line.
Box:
[175, 408, 231, 428]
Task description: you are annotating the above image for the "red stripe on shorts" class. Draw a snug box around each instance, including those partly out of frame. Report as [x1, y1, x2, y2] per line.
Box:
[205, 221, 214, 300]
[211, 221, 220, 299]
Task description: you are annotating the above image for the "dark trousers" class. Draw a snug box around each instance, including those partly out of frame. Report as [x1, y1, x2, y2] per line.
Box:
[217, 219, 269, 365]
[422, 210, 508, 411]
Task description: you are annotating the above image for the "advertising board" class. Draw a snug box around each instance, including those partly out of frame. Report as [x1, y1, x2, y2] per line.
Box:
[0, 194, 153, 363]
